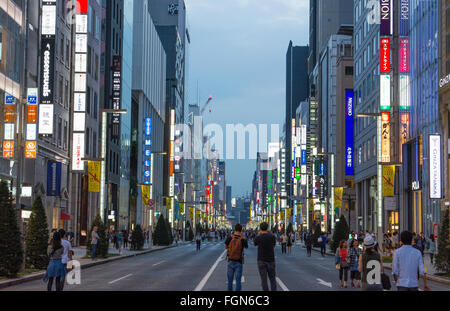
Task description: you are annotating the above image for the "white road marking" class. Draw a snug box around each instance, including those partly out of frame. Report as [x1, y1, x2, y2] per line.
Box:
[194, 250, 227, 291]
[108, 274, 133, 284]
[152, 260, 165, 267]
[317, 278, 333, 288]
[276, 277, 289, 291]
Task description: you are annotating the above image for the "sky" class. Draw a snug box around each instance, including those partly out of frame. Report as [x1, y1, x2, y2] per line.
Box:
[186, 0, 310, 197]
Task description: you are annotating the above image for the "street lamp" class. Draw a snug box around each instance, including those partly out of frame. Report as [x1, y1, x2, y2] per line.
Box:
[100, 109, 127, 223]
[356, 112, 383, 244]
[318, 152, 335, 231]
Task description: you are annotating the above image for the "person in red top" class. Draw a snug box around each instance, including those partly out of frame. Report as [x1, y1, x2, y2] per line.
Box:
[335, 240, 350, 288]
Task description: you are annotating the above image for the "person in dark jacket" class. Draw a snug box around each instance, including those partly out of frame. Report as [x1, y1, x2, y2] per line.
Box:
[305, 230, 313, 257]
[225, 224, 248, 291]
[254, 222, 277, 291]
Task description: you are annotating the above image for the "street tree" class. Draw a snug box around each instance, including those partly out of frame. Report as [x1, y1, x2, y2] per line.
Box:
[435, 207, 450, 273]
[131, 225, 145, 250]
[86, 215, 108, 258]
[0, 182, 23, 277]
[331, 215, 349, 253]
[25, 196, 49, 270]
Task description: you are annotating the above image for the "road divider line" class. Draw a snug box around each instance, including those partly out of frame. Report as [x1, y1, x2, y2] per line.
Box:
[276, 277, 289, 291]
[194, 250, 227, 291]
[152, 261, 165, 267]
[108, 274, 133, 284]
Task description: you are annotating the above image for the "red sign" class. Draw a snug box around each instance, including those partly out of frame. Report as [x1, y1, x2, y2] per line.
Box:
[76, 0, 88, 14]
[380, 38, 391, 73]
[3, 141, 14, 158]
[399, 38, 410, 73]
[434, 223, 439, 239]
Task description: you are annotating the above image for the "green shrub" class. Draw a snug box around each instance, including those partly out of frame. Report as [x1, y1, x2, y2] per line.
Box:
[25, 196, 49, 270]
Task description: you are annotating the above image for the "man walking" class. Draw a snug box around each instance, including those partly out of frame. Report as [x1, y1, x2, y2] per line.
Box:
[392, 231, 430, 291]
[91, 226, 99, 261]
[225, 224, 248, 291]
[319, 232, 327, 257]
[305, 230, 313, 257]
[196, 232, 202, 251]
[254, 222, 277, 291]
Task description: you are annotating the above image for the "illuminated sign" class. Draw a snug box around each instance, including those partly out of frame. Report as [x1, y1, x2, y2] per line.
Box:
[381, 112, 390, 163]
[399, 38, 409, 73]
[380, 75, 391, 111]
[25, 141, 37, 159]
[380, 38, 391, 73]
[111, 56, 122, 136]
[143, 117, 152, 185]
[399, 75, 410, 110]
[72, 133, 85, 171]
[41, 2, 56, 35]
[380, 0, 392, 36]
[399, 0, 410, 36]
[39, 104, 54, 135]
[345, 90, 354, 175]
[429, 135, 441, 199]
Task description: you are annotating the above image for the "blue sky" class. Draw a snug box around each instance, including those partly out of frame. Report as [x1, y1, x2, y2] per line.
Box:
[186, 0, 309, 197]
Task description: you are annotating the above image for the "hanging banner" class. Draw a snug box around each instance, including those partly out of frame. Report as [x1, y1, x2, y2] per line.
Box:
[88, 161, 101, 192]
[380, 38, 391, 73]
[280, 210, 285, 222]
[382, 165, 396, 197]
[381, 112, 391, 163]
[47, 161, 61, 197]
[180, 203, 185, 215]
[429, 135, 442, 199]
[399, 75, 411, 110]
[166, 197, 171, 210]
[141, 185, 150, 206]
[380, 0, 392, 36]
[334, 187, 343, 208]
[189, 207, 194, 221]
[286, 209, 292, 223]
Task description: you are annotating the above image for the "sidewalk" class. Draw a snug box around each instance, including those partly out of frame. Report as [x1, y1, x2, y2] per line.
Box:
[0, 242, 185, 290]
[300, 242, 450, 286]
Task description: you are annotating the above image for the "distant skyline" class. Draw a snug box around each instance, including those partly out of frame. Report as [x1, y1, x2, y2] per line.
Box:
[186, 0, 309, 196]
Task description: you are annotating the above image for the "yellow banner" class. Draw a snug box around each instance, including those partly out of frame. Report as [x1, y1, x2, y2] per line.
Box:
[286, 208, 291, 222]
[383, 165, 395, 197]
[166, 198, 172, 210]
[280, 210, 285, 222]
[309, 199, 315, 211]
[201, 213, 205, 222]
[141, 185, 150, 206]
[334, 187, 343, 208]
[180, 203, 185, 214]
[88, 161, 101, 193]
[189, 207, 194, 221]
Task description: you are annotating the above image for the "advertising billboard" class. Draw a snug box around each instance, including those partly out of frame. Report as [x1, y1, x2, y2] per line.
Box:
[381, 112, 391, 163]
[72, 133, 85, 171]
[345, 90, 354, 176]
[380, 75, 391, 111]
[380, 0, 392, 36]
[380, 38, 391, 73]
[429, 135, 441, 199]
[47, 161, 62, 197]
[399, 38, 410, 73]
[399, 0, 410, 36]
[399, 75, 411, 110]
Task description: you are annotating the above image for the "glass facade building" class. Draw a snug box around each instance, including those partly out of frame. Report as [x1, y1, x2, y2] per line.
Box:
[402, 0, 440, 236]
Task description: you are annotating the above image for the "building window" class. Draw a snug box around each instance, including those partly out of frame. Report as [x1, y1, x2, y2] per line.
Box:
[94, 92, 98, 119]
[64, 121, 68, 150]
[87, 87, 91, 115]
[65, 80, 69, 109]
[59, 75, 63, 106]
[60, 34, 64, 63]
[86, 128, 90, 156]
[345, 66, 353, 76]
[58, 117, 62, 147]
[93, 132, 97, 158]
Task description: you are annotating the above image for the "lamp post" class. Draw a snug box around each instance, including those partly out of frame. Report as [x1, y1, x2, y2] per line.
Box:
[356, 112, 383, 244]
[100, 109, 127, 222]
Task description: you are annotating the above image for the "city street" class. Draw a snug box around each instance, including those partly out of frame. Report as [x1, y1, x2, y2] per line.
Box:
[3, 242, 450, 292]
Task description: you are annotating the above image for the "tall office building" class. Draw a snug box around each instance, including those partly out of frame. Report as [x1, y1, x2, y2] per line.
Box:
[132, 0, 166, 231]
[285, 42, 309, 209]
[148, 0, 188, 225]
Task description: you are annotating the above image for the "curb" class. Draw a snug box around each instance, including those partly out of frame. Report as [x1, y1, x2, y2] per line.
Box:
[307, 245, 450, 286]
[0, 244, 179, 290]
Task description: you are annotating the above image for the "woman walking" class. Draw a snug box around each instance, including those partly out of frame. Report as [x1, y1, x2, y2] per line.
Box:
[281, 232, 288, 254]
[116, 230, 123, 255]
[426, 234, 436, 264]
[358, 235, 383, 291]
[349, 240, 362, 288]
[287, 232, 293, 254]
[44, 232, 66, 291]
[335, 240, 350, 288]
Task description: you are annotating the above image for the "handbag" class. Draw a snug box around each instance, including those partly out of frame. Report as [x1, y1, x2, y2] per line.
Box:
[381, 273, 391, 290]
[335, 264, 341, 270]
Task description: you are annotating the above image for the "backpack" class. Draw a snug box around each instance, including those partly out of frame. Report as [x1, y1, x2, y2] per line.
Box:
[227, 235, 244, 261]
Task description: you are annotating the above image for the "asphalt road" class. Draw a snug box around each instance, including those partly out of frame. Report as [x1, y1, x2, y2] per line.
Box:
[3, 240, 450, 291]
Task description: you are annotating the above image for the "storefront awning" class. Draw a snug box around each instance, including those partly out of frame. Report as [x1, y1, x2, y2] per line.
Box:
[60, 212, 72, 220]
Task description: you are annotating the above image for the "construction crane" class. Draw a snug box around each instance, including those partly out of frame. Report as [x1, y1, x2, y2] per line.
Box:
[200, 96, 213, 115]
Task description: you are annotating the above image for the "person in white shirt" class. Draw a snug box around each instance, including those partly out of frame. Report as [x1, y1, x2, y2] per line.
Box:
[58, 229, 73, 291]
